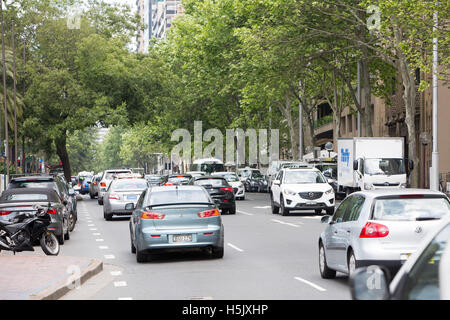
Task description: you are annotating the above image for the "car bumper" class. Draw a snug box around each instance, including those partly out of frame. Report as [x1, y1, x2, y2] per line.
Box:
[107, 200, 138, 214]
[357, 259, 403, 276]
[136, 226, 224, 252]
[283, 194, 335, 210]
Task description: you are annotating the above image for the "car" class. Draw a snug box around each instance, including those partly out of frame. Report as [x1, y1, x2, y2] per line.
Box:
[270, 167, 335, 216]
[189, 176, 236, 214]
[161, 174, 193, 186]
[77, 174, 93, 195]
[318, 189, 450, 280]
[266, 161, 309, 187]
[144, 174, 164, 186]
[212, 172, 245, 200]
[186, 171, 206, 178]
[103, 178, 149, 220]
[0, 188, 70, 245]
[89, 173, 102, 199]
[350, 215, 450, 300]
[7, 175, 78, 232]
[97, 169, 133, 205]
[243, 170, 269, 193]
[128, 185, 224, 262]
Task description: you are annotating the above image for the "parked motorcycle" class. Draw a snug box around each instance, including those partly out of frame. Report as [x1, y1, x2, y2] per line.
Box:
[0, 205, 60, 255]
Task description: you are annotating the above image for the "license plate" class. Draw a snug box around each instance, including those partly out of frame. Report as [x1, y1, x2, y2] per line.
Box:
[173, 234, 192, 242]
[306, 201, 317, 205]
[126, 195, 137, 200]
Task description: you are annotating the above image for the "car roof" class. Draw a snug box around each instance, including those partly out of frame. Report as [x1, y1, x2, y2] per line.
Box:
[352, 188, 448, 199]
[150, 185, 205, 192]
[212, 171, 236, 175]
[282, 167, 319, 172]
[10, 175, 55, 181]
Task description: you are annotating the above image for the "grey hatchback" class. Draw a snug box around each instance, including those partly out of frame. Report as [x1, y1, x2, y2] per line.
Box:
[128, 185, 224, 262]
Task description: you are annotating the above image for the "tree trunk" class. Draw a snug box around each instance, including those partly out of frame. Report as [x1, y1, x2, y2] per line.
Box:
[276, 94, 299, 160]
[360, 54, 373, 137]
[55, 133, 71, 182]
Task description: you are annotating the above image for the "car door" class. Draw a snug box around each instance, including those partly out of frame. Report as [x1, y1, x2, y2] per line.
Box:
[131, 189, 147, 243]
[271, 170, 283, 205]
[326, 196, 353, 269]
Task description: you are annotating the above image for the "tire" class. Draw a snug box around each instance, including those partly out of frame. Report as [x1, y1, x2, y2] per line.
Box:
[319, 242, 336, 279]
[271, 194, 279, 214]
[280, 195, 289, 216]
[228, 206, 236, 215]
[40, 232, 60, 256]
[64, 218, 70, 241]
[136, 249, 148, 263]
[348, 250, 357, 279]
[57, 230, 65, 245]
[98, 198, 103, 205]
[326, 208, 334, 216]
[211, 246, 224, 259]
[131, 238, 136, 254]
[69, 212, 76, 232]
[90, 193, 95, 199]
[104, 211, 113, 221]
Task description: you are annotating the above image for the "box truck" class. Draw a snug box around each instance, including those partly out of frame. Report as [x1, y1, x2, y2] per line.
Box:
[337, 137, 413, 195]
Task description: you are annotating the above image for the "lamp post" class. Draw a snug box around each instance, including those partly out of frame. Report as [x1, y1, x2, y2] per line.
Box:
[0, 0, 9, 183]
[430, 8, 439, 191]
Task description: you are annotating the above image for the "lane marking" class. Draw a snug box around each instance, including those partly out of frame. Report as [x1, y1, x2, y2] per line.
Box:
[227, 243, 244, 252]
[114, 281, 127, 287]
[99, 246, 109, 250]
[271, 219, 302, 227]
[294, 277, 327, 292]
[253, 206, 270, 209]
[95, 239, 104, 242]
[118, 297, 133, 300]
[93, 233, 101, 236]
[110, 271, 122, 276]
[104, 254, 115, 259]
[88, 224, 95, 227]
[90, 228, 98, 231]
[237, 210, 254, 216]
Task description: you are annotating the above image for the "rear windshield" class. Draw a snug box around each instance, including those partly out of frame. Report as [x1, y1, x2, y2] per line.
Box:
[111, 180, 147, 190]
[168, 176, 191, 183]
[5, 194, 50, 201]
[148, 190, 211, 206]
[9, 181, 55, 189]
[373, 197, 450, 221]
[105, 171, 131, 179]
[194, 178, 227, 187]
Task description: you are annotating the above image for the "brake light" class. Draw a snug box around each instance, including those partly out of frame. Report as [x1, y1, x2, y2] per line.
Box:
[141, 211, 166, 219]
[0, 210, 11, 216]
[47, 208, 58, 215]
[399, 194, 425, 198]
[109, 194, 120, 200]
[100, 182, 106, 188]
[197, 208, 220, 218]
[220, 187, 233, 193]
[164, 183, 173, 186]
[360, 222, 389, 238]
[93, 182, 97, 186]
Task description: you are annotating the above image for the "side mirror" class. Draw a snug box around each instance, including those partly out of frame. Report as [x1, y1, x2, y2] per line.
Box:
[125, 203, 135, 211]
[321, 215, 331, 224]
[349, 266, 391, 300]
[273, 180, 281, 186]
[353, 160, 358, 171]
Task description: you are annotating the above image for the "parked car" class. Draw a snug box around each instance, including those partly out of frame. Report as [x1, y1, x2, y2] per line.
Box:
[161, 174, 193, 186]
[243, 170, 269, 193]
[89, 173, 102, 199]
[128, 185, 224, 262]
[97, 169, 133, 205]
[7, 175, 78, 232]
[271, 167, 335, 216]
[318, 189, 450, 280]
[0, 188, 70, 245]
[186, 171, 206, 178]
[212, 172, 245, 200]
[144, 174, 164, 186]
[350, 215, 450, 300]
[103, 178, 149, 220]
[78, 174, 93, 195]
[189, 176, 236, 214]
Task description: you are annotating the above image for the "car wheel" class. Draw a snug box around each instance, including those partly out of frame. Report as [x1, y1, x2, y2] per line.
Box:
[270, 194, 279, 214]
[104, 211, 113, 221]
[319, 242, 336, 279]
[228, 206, 236, 215]
[64, 219, 70, 241]
[98, 198, 103, 205]
[211, 246, 224, 259]
[90, 193, 95, 199]
[280, 195, 289, 216]
[348, 250, 357, 279]
[326, 208, 334, 216]
[69, 212, 76, 232]
[57, 232, 64, 245]
[136, 248, 148, 263]
[130, 237, 136, 254]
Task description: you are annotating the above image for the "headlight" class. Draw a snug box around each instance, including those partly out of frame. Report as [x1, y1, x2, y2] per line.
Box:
[400, 183, 407, 188]
[364, 183, 374, 190]
[283, 189, 297, 196]
[325, 188, 334, 195]
[239, 183, 244, 188]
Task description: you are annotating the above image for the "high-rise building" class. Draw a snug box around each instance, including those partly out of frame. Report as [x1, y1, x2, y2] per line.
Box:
[151, 0, 183, 40]
[136, 0, 153, 53]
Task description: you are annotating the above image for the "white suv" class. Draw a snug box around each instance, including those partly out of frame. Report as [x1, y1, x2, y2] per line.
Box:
[97, 169, 132, 205]
[270, 167, 335, 216]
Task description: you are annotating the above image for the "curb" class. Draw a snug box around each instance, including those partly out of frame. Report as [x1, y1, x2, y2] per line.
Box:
[27, 258, 103, 300]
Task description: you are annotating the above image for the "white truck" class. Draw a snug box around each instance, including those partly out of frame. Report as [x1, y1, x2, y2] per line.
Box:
[337, 137, 413, 195]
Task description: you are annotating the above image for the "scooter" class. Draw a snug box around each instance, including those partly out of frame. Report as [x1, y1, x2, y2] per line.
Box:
[0, 205, 60, 255]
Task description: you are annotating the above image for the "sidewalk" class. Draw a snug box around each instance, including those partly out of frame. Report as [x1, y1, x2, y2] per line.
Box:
[0, 255, 103, 300]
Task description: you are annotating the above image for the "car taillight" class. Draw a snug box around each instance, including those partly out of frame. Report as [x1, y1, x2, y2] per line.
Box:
[197, 208, 220, 218]
[141, 211, 166, 219]
[164, 183, 173, 186]
[93, 182, 97, 186]
[100, 182, 106, 188]
[109, 194, 120, 200]
[47, 208, 58, 215]
[360, 222, 389, 238]
[0, 210, 11, 216]
[220, 187, 233, 193]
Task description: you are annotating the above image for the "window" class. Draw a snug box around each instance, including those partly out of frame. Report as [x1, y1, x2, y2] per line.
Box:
[343, 195, 365, 222]
[403, 224, 450, 300]
[6, 194, 49, 201]
[283, 171, 326, 184]
[147, 189, 211, 206]
[333, 196, 353, 223]
[341, 116, 346, 133]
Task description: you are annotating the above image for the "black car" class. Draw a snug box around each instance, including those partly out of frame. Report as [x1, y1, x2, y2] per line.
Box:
[0, 188, 70, 245]
[162, 174, 193, 186]
[244, 171, 269, 193]
[189, 176, 236, 214]
[7, 175, 78, 232]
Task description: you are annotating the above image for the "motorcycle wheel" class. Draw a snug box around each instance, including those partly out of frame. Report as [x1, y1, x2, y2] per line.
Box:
[40, 232, 60, 256]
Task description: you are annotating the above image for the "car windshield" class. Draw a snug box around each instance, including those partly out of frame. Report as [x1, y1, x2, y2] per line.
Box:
[220, 174, 239, 182]
[111, 180, 147, 190]
[194, 179, 226, 187]
[105, 171, 131, 179]
[373, 198, 450, 221]
[251, 172, 263, 179]
[364, 158, 406, 175]
[148, 189, 211, 206]
[283, 171, 326, 184]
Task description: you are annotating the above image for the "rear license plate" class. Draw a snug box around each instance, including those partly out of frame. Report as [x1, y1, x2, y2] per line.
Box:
[173, 234, 192, 242]
[126, 195, 137, 200]
[306, 201, 317, 205]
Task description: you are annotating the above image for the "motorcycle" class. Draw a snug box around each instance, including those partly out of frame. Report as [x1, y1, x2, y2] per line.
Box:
[0, 205, 60, 255]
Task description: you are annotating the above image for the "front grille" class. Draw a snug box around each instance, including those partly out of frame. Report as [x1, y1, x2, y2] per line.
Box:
[299, 192, 323, 200]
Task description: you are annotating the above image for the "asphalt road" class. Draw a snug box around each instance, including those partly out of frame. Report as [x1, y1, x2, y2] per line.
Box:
[60, 193, 350, 300]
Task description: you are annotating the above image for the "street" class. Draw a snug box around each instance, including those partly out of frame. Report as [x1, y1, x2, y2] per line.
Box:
[58, 193, 349, 300]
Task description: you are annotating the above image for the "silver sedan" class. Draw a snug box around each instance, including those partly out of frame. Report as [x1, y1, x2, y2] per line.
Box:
[103, 178, 149, 220]
[318, 189, 450, 279]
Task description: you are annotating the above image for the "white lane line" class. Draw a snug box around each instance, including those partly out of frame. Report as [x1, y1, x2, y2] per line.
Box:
[88, 224, 95, 227]
[271, 219, 302, 227]
[118, 297, 133, 300]
[253, 206, 271, 209]
[95, 239, 104, 242]
[93, 233, 101, 236]
[90, 228, 98, 231]
[110, 271, 122, 276]
[227, 243, 244, 252]
[99, 246, 109, 250]
[104, 254, 115, 259]
[294, 277, 327, 292]
[114, 281, 127, 287]
[237, 210, 254, 216]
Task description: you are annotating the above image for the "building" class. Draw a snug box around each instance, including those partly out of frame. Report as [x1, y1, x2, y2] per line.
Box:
[311, 71, 450, 190]
[151, 0, 183, 40]
[136, 0, 152, 53]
